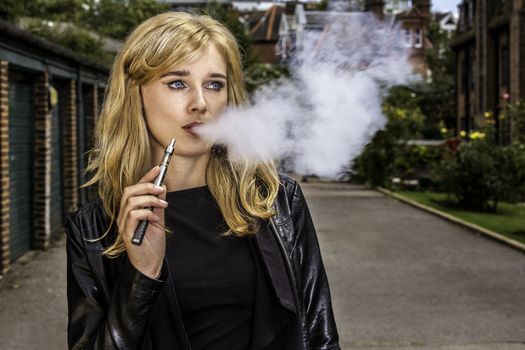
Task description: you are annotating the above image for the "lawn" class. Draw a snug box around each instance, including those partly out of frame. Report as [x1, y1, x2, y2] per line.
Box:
[396, 191, 525, 245]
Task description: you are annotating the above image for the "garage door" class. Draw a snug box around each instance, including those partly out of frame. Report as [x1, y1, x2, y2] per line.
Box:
[8, 70, 35, 261]
[50, 84, 63, 240]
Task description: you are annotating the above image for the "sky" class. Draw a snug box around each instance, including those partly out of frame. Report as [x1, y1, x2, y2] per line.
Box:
[432, 0, 460, 16]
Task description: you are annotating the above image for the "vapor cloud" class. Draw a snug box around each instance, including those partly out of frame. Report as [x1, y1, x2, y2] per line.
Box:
[197, 12, 419, 179]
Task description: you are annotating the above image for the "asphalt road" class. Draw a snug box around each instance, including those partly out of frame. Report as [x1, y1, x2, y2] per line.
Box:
[302, 182, 525, 350]
[0, 181, 524, 349]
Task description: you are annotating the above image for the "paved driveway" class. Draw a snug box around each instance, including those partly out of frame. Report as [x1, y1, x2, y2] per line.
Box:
[301, 182, 525, 350]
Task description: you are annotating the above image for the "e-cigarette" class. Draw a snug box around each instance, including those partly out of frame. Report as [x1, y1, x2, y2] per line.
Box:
[132, 138, 176, 245]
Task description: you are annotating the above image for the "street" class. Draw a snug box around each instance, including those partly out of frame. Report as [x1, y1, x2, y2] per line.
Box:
[303, 182, 525, 350]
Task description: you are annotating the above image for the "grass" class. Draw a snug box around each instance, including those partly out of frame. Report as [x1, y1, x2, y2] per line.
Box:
[395, 191, 525, 245]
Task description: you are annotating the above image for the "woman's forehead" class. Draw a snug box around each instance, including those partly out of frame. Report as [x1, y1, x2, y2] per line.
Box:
[160, 44, 227, 77]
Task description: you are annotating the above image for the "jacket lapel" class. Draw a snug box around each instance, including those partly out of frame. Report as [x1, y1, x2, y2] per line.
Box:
[254, 219, 297, 315]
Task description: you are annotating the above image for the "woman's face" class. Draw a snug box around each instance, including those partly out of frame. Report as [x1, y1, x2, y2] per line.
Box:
[141, 43, 228, 158]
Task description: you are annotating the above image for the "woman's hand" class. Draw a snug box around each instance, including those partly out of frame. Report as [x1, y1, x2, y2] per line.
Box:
[117, 166, 168, 279]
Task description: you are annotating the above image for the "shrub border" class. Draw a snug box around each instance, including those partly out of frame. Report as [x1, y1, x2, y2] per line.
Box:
[377, 187, 525, 254]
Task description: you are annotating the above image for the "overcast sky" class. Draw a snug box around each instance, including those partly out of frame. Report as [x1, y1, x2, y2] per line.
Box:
[432, 0, 460, 16]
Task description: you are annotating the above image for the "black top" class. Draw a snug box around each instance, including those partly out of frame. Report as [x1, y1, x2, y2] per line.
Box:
[150, 186, 256, 350]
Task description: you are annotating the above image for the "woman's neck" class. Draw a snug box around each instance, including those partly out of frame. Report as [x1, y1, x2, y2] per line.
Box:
[150, 145, 210, 193]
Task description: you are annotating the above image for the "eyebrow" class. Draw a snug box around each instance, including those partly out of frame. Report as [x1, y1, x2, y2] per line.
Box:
[159, 70, 227, 80]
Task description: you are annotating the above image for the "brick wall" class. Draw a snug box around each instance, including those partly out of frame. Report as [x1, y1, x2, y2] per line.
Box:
[33, 73, 52, 250]
[62, 80, 78, 217]
[0, 61, 10, 274]
[84, 85, 99, 202]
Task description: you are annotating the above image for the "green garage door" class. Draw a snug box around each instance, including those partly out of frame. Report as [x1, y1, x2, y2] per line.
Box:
[8, 70, 34, 261]
[50, 85, 63, 240]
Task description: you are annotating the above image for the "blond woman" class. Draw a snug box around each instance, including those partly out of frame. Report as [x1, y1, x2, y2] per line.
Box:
[65, 11, 340, 350]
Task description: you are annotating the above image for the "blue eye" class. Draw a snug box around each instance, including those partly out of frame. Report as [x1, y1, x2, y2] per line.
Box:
[207, 81, 225, 91]
[167, 80, 185, 89]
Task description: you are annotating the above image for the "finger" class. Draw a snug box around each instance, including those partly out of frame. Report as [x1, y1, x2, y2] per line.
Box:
[126, 195, 168, 212]
[158, 185, 167, 201]
[120, 183, 165, 231]
[138, 166, 160, 184]
[152, 185, 168, 224]
[123, 183, 165, 205]
[123, 209, 160, 238]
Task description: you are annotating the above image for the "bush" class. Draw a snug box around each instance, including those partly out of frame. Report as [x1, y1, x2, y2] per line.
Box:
[393, 143, 444, 190]
[351, 86, 430, 187]
[434, 139, 525, 211]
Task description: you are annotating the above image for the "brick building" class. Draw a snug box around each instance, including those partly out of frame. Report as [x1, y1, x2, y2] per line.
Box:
[366, 0, 433, 78]
[274, 0, 433, 77]
[0, 20, 107, 275]
[451, 0, 525, 144]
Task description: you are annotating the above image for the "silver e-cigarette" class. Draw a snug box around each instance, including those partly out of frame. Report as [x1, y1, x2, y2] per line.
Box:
[132, 138, 176, 245]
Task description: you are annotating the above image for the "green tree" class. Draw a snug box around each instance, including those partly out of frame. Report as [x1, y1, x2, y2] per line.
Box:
[415, 18, 456, 138]
[0, 0, 168, 66]
[82, 0, 168, 40]
[200, 1, 258, 69]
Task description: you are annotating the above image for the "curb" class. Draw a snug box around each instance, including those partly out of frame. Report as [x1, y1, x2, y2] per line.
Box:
[377, 187, 525, 254]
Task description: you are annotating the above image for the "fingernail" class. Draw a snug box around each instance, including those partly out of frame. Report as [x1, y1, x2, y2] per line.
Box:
[155, 185, 164, 191]
[160, 199, 168, 205]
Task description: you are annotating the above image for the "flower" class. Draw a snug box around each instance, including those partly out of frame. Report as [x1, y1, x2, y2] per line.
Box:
[441, 127, 448, 134]
[460, 130, 466, 137]
[470, 131, 486, 140]
[483, 111, 492, 118]
[502, 92, 510, 100]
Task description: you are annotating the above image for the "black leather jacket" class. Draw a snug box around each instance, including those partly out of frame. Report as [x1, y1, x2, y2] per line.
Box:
[66, 174, 340, 350]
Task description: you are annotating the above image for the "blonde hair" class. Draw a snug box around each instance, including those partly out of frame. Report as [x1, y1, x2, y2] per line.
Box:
[81, 11, 280, 258]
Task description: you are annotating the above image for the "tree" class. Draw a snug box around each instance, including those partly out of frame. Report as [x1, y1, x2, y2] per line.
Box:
[415, 18, 456, 138]
[201, 1, 258, 70]
[82, 0, 168, 40]
[0, 0, 168, 66]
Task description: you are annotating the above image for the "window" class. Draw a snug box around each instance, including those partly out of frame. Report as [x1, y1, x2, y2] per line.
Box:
[467, 0, 474, 28]
[461, 57, 468, 94]
[501, 45, 509, 88]
[414, 28, 423, 48]
[404, 28, 412, 47]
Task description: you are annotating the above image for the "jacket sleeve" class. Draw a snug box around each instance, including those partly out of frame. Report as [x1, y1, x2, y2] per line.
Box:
[65, 215, 168, 350]
[290, 182, 341, 350]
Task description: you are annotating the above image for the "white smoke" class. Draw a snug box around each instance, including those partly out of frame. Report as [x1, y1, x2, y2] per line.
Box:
[196, 12, 420, 179]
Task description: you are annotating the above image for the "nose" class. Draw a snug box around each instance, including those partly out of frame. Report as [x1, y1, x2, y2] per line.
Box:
[188, 88, 207, 114]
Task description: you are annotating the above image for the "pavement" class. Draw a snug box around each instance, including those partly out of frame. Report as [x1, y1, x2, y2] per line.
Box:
[0, 181, 524, 349]
[302, 182, 525, 350]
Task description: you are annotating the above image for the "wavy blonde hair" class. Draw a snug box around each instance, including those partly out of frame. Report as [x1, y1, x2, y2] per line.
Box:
[81, 11, 280, 258]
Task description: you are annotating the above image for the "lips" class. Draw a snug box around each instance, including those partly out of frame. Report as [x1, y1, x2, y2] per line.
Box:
[182, 121, 203, 129]
[182, 121, 203, 136]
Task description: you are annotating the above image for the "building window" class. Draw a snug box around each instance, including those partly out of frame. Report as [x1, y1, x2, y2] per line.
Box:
[467, 0, 475, 28]
[404, 28, 412, 47]
[414, 28, 423, 48]
[469, 56, 475, 91]
[461, 58, 467, 94]
[501, 45, 509, 88]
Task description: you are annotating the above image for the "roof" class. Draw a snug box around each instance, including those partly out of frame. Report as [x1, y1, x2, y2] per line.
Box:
[249, 5, 285, 41]
[0, 19, 108, 71]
